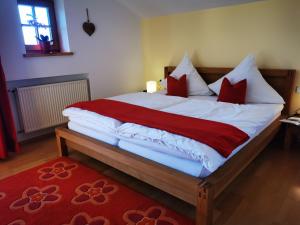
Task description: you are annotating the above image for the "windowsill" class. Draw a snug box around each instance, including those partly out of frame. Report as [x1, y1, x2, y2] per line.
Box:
[23, 52, 74, 58]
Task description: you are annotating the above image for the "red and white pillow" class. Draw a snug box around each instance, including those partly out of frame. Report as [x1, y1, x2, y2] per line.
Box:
[166, 74, 188, 98]
[217, 78, 247, 104]
[209, 55, 284, 104]
[163, 54, 283, 104]
[162, 54, 212, 96]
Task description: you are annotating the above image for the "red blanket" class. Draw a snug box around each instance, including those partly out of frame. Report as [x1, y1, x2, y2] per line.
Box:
[68, 99, 249, 157]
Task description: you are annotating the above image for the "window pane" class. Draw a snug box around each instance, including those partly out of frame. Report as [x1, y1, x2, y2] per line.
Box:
[18, 5, 33, 25]
[38, 27, 52, 41]
[22, 26, 38, 45]
[35, 7, 50, 26]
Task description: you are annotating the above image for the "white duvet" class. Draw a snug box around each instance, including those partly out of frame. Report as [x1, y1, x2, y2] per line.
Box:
[63, 92, 187, 132]
[117, 99, 283, 173]
[63, 92, 283, 174]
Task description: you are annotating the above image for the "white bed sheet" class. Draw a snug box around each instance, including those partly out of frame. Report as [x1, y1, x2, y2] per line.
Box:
[156, 90, 219, 102]
[188, 95, 218, 101]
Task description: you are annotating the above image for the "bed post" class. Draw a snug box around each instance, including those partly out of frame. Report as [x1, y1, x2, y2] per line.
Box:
[196, 182, 214, 225]
[56, 132, 69, 157]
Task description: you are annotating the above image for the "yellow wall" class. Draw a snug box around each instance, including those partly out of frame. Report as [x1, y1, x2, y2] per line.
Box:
[142, 0, 300, 113]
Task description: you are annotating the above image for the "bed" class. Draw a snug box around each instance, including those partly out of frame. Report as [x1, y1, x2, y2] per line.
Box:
[56, 66, 295, 225]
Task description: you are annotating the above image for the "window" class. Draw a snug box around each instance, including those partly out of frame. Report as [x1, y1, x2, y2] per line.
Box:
[17, 0, 60, 53]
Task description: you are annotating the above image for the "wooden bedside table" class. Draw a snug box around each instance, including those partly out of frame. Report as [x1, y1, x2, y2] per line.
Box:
[284, 120, 300, 150]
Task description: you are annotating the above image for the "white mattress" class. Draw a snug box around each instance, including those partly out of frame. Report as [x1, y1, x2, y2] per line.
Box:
[118, 140, 211, 177]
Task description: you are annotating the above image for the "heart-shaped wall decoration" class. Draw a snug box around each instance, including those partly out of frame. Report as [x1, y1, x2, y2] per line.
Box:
[83, 9, 95, 36]
[83, 22, 95, 36]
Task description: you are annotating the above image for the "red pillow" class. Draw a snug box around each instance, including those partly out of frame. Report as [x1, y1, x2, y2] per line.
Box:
[217, 78, 247, 104]
[167, 75, 188, 98]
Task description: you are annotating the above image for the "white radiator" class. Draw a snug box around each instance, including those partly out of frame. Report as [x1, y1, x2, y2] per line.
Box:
[17, 80, 89, 133]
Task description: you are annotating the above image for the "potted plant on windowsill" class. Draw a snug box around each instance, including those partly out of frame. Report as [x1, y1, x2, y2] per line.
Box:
[27, 14, 52, 54]
[37, 35, 52, 54]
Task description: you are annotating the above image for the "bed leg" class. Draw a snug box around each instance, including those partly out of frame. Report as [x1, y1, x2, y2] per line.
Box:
[196, 182, 214, 225]
[56, 135, 69, 157]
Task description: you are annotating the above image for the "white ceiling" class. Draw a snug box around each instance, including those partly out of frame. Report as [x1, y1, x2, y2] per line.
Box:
[118, 0, 263, 18]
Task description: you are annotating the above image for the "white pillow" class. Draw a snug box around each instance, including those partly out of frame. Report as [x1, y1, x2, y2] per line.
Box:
[208, 54, 285, 104]
[161, 54, 212, 96]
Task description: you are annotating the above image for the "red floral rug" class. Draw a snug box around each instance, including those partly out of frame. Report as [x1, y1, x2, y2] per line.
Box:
[0, 157, 194, 225]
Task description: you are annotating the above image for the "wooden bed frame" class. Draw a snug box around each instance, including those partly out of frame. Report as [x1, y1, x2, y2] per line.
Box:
[56, 67, 295, 225]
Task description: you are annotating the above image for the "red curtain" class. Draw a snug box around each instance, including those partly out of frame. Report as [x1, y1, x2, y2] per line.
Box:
[0, 57, 20, 159]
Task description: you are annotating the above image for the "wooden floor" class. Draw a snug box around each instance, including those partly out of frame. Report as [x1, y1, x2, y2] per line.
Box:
[0, 135, 299, 225]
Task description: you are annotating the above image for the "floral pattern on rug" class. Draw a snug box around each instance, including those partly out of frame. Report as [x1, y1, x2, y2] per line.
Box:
[0, 192, 6, 200]
[38, 161, 78, 180]
[10, 185, 61, 213]
[72, 179, 118, 205]
[1, 158, 193, 225]
[123, 206, 179, 225]
[63, 212, 110, 225]
[7, 219, 26, 225]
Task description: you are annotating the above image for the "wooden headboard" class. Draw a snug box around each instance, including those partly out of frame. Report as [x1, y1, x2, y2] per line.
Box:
[164, 66, 296, 115]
